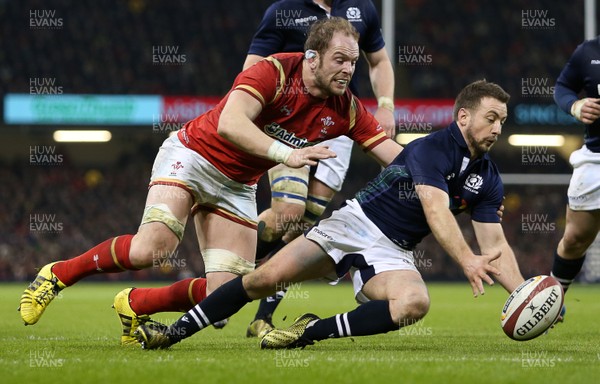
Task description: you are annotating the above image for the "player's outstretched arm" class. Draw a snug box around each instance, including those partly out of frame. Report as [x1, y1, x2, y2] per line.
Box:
[218, 90, 336, 167]
[416, 184, 501, 297]
[367, 139, 403, 167]
[472, 221, 525, 293]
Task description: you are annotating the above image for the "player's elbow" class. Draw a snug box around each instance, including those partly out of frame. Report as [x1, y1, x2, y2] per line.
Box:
[217, 112, 237, 140]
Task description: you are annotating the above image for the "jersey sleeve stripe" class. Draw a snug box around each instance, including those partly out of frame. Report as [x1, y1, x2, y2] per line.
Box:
[234, 85, 266, 107]
[360, 132, 387, 151]
[348, 96, 357, 131]
[265, 56, 286, 104]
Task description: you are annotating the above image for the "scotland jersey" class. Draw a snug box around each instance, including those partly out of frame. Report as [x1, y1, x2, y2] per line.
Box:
[554, 36, 600, 152]
[356, 122, 504, 250]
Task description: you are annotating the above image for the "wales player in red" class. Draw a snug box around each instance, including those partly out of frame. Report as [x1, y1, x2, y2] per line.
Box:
[19, 17, 402, 346]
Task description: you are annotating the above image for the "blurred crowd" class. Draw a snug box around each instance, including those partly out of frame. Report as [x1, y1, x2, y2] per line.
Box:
[0, 0, 586, 100]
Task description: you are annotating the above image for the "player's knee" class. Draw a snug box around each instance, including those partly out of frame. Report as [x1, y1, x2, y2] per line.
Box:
[390, 293, 430, 325]
[130, 223, 180, 267]
[243, 268, 281, 299]
[271, 201, 306, 223]
[561, 230, 595, 254]
[260, 203, 306, 242]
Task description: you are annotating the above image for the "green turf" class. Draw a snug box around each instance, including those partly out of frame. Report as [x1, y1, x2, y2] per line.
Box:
[0, 281, 598, 384]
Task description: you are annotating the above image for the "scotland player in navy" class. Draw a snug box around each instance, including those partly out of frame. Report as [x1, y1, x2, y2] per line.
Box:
[550, 36, 600, 294]
[135, 80, 526, 350]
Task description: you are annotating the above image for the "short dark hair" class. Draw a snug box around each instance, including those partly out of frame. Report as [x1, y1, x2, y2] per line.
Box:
[304, 17, 359, 55]
[453, 80, 510, 120]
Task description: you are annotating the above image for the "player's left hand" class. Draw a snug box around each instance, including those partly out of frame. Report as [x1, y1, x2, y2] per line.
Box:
[374, 107, 396, 138]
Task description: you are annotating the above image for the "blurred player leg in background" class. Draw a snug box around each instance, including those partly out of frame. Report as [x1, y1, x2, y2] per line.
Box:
[551, 37, 600, 296]
[551, 137, 600, 295]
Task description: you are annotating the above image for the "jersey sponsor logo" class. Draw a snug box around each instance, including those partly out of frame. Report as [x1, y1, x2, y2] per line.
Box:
[464, 173, 483, 194]
[310, 227, 335, 241]
[346, 7, 362, 22]
[294, 15, 318, 26]
[264, 122, 313, 148]
[591, 59, 600, 64]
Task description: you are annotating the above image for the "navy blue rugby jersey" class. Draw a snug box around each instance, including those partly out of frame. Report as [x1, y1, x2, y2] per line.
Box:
[554, 36, 600, 152]
[356, 122, 504, 250]
[247, 0, 385, 96]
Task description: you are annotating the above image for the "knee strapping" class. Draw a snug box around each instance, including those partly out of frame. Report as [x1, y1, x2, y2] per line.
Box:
[203, 248, 255, 275]
[141, 203, 185, 241]
[303, 194, 331, 225]
[269, 165, 309, 206]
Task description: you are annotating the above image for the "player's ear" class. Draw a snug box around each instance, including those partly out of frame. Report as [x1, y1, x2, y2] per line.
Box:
[457, 108, 470, 127]
[305, 49, 318, 68]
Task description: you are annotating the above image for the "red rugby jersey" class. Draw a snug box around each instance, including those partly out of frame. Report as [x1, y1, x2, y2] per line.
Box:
[177, 52, 386, 185]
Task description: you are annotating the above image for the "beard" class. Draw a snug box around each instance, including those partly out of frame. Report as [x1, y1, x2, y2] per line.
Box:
[465, 123, 495, 156]
[313, 58, 346, 97]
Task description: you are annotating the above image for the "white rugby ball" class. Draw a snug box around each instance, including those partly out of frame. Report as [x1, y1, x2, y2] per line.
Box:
[501, 275, 564, 341]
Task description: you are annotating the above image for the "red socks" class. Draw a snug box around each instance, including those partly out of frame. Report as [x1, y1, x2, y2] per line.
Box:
[50, 234, 208, 316]
[129, 278, 207, 315]
[52, 235, 137, 286]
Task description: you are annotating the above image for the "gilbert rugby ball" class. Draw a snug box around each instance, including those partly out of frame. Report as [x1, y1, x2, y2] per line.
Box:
[501, 275, 564, 341]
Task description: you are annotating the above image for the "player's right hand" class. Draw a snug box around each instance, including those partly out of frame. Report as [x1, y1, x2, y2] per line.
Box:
[284, 146, 336, 168]
[571, 97, 600, 124]
[461, 251, 501, 298]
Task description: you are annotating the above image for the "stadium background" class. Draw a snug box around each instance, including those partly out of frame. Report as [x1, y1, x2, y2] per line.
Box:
[1, 0, 598, 285]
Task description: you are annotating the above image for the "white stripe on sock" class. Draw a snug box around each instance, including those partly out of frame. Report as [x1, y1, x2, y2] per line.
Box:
[196, 307, 210, 326]
[335, 314, 344, 337]
[342, 313, 351, 336]
[188, 308, 203, 327]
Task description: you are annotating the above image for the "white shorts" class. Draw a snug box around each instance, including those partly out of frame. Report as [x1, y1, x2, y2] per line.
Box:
[313, 136, 353, 192]
[305, 199, 419, 303]
[567, 145, 600, 211]
[150, 135, 257, 228]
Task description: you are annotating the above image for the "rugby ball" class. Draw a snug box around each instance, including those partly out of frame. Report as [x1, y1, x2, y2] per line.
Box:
[501, 275, 564, 341]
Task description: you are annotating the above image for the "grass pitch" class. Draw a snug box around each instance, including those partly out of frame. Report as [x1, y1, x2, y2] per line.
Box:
[0, 281, 598, 384]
